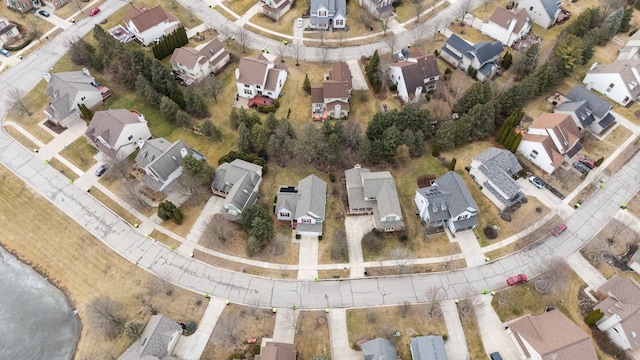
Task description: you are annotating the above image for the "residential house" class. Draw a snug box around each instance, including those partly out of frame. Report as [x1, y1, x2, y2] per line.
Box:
[389, 50, 441, 103]
[124, 5, 181, 46]
[275, 174, 327, 236]
[117, 314, 182, 360]
[480, 8, 532, 47]
[311, 61, 352, 120]
[629, 249, 640, 275]
[594, 275, 640, 355]
[4, 0, 34, 13]
[554, 85, 617, 135]
[510, 309, 598, 360]
[170, 38, 230, 84]
[410, 335, 447, 360]
[85, 109, 152, 160]
[517, 113, 582, 174]
[255, 341, 297, 360]
[361, 338, 398, 360]
[309, 0, 347, 30]
[211, 159, 263, 221]
[359, 0, 393, 20]
[0, 16, 20, 47]
[135, 138, 204, 192]
[235, 54, 288, 101]
[517, 0, 561, 29]
[415, 171, 479, 233]
[469, 147, 524, 211]
[43, 68, 112, 127]
[618, 30, 640, 60]
[583, 59, 640, 107]
[42, 0, 68, 9]
[440, 34, 504, 81]
[261, 0, 292, 21]
[345, 164, 404, 232]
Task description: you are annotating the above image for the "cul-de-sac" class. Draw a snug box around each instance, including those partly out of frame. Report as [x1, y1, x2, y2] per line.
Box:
[2, 0, 640, 359]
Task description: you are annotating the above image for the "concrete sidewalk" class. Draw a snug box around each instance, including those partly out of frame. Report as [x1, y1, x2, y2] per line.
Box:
[172, 298, 227, 360]
[440, 300, 469, 360]
[566, 252, 607, 294]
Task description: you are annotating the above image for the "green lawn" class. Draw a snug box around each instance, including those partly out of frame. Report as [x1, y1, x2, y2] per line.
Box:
[59, 136, 98, 172]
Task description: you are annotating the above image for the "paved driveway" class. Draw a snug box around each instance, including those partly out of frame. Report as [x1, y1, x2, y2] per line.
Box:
[344, 215, 373, 278]
[346, 60, 369, 91]
[474, 295, 522, 359]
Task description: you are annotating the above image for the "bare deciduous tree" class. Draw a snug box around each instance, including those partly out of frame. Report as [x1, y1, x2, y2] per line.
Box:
[389, 247, 412, 274]
[534, 257, 569, 294]
[86, 295, 125, 339]
[412, 0, 425, 22]
[106, 153, 132, 181]
[291, 42, 304, 66]
[199, 75, 223, 103]
[278, 42, 288, 62]
[424, 286, 445, 316]
[6, 87, 32, 116]
[412, 22, 428, 48]
[283, 308, 302, 335]
[385, 35, 398, 57]
[381, 15, 391, 36]
[122, 180, 151, 212]
[454, 0, 474, 23]
[399, 300, 412, 318]
[203, 214, 230, 245]
[316, 47, 329, 63]
[175, 172, 210, 206]
[235, 28, 250, 53]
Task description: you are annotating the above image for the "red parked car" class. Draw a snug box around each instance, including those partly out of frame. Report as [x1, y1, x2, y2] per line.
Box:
[89, 8, 101, 16]
[507, 274, 527, 286]
[552, 224, 568, 236]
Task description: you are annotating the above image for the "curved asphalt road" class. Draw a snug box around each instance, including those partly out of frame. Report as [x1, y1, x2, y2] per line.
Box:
[1, 0, 639, 310]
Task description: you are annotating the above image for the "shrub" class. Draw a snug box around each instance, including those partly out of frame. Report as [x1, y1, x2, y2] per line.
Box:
[158, 200, 176, 221]
[257, 105, 276, 113]
[124, 321, 143, 340]
[400, 234, 408, 242]
[3, 34, 35, 51]
[483, 226, 498, 239]
[431, 144, 441, 157]
[389, 83, 398, 92]
[329, 173, 336, 182]
[295, 234, 301, 239]
[362, 231, 383, 252]
[318, 235, 323, 240]
[183, 321, 198, 335]
[585, 309, 604, 325]
[595, 156, 604, 167]
[442, 334, 448, 341]
[173, 208, 183, 225]
[434, 49, 440, 57]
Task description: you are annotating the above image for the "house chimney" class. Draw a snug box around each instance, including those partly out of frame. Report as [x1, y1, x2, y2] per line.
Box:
[235, 68, 240, 79]
[82, 68, 91, 77]
[354, 164, 361, 169]
[43, 72, 51, 83]
[137, 139, 145, 149]
[137, 113, 146, 123]
[415, 85, 423, 98]
[180, 148, 188, 158]
[589, 62, 598, 71]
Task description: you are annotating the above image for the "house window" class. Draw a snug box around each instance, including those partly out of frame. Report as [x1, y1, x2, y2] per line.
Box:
[279, 211, 290, 217]
[302, 218, 311, 224]
[530, 150, 538, 159]
[429, 77, 435, 81]
[128, 135, 133, 141]
[606, 83, 614, 92]
[80, 96, 86, 101]
[385, 227, 394, 232]
[385, 215, 395, 221]
[335, 19, 344, 26]
[457, 214, 468, 220]
[256, 85, 261, 89]
[244, 89, 252, 95]
[319, 10, 327, 16]
[5, 30, 12, 36]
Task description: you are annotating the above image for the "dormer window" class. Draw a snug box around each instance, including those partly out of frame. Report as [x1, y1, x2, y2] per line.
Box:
[319, 10, 327, 16]
[81, 96, 86, 101]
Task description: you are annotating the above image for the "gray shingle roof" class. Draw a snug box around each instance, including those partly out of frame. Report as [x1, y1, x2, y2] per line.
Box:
[555, 100, 596, 128]
[540, 0, 560, 19]
[118, 314, 182, 360]
[361, 338, 398, 360]
[473, 147, 522, 204]
[473, 41, 504, 65]
[417, 171, 479, 227]
[565, 85, 613, 118]
[295, 174, 327, 220]
[135, 138, 202, 191]
[445, 34, 475, 59]
[211, 159, 263, 213]
[410, 335, 447, 360]
[45, 71, 102, 123]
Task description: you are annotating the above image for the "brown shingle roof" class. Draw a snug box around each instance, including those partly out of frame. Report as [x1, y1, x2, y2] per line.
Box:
[329, 61, 351, 88]
[530, 113, 581, 154]
[255, 342, 296, 360]
[521, 133, 565, 168]
[511, 309, 597, 360]
[487, 7, 531, 35]
[311, 86, 324, 104]
[170, 39, 226, 70]
[323, 80, 349, 99]
[237, 57, 269, 85]
[124, 5, 178, 33]
[595, 275, 640, 349]
[327, 100, 349, 111]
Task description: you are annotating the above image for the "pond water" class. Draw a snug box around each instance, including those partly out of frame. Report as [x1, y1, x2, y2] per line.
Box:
[0, 246, 80, 359]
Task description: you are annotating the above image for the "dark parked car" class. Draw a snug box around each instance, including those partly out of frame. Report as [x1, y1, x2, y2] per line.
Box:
[552, 223, 567, 236]
[95, 164, 109, 177]
[490, 352, 503, 360]
[573, 161, 590, 173]
[507, 274, 527, 286]
[529, 176, 545, 189]
[38, 10, 50, 17]
[579, 156, 596, 169]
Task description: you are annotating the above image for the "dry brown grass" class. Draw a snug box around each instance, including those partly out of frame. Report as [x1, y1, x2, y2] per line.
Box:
[365, 258, 467, 276]
[294, 311, 332, 359]
[59, 136, 98, 172]
[201, 305, 275, 359]
[159, 199, 207, 238]
[3, 126, 39, 150]
[5, 80, 55, 144]
[47, 157, 79, 180]
[193, 249, 298, 279]
[0, 166, 206, 359]
[484, 214, 563, 260]
[457, 298, 486, 360]
[150, 229, 182, 249]
[88, 186, 141, 225]
[580, 219, 639, 280]
[347, 304, 448, 359]
[317, 268, 350, 279]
